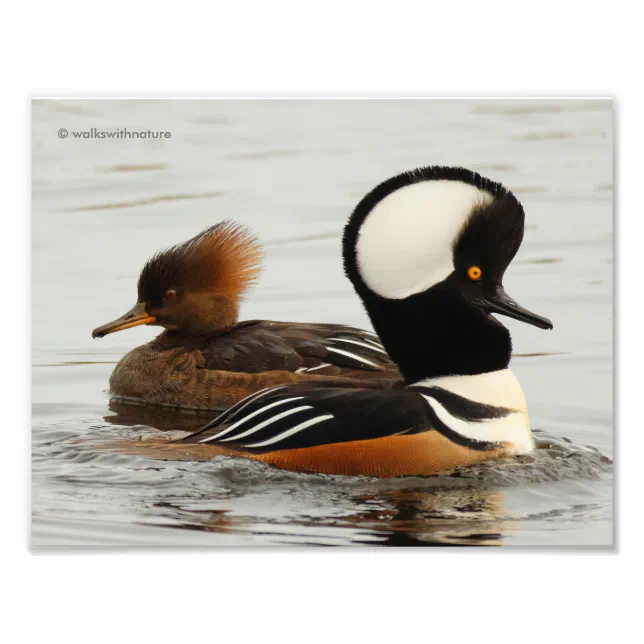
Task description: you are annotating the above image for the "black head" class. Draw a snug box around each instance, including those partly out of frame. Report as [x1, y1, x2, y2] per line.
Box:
[343, 166, 552, 383]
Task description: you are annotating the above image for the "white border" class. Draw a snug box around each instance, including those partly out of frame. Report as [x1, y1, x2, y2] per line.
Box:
[3, 1, 640, 642]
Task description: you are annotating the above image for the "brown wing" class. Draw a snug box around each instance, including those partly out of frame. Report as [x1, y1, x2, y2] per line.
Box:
[199, 320, 400, 380]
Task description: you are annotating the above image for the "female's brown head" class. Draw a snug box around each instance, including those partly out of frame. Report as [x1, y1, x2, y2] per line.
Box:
[92, 221, 263, 339]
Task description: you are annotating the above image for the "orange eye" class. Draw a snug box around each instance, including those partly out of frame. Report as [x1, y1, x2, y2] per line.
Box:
[467, 266, 482, 281]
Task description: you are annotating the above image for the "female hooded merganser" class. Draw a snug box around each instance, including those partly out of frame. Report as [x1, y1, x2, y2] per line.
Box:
[178, 166, 553, 477]
[92, 221, 400, 411]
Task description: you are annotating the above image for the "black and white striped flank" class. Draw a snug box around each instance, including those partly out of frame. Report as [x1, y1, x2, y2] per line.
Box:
[181, 381, 520, 454]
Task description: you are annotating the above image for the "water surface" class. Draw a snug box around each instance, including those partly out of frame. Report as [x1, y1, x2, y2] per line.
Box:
[32, 99, 613, 546]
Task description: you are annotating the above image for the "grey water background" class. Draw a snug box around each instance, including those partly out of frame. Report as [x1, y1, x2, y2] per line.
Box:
[31, 99, 613, 547]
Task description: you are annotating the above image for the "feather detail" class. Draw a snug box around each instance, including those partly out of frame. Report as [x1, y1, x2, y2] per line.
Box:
[138, 220, 263, 304]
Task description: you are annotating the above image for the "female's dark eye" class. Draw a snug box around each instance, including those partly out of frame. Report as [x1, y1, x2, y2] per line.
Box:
[165, 289, 177, 299]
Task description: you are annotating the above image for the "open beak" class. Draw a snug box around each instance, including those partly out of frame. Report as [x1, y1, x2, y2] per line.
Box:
[92, 302, 157, 339]
[484, 287, 553, 330]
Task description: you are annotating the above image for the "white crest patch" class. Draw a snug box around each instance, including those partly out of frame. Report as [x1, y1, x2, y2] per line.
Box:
[355, 180, 493, 299]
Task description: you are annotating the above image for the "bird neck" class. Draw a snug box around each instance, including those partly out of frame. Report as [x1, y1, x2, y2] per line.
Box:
[364, 292, 512, 384]
[166, 293, 240, 338]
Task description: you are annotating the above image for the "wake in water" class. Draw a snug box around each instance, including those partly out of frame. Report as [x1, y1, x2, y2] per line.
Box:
[64, 422, 611, 491]
[32, 418, 612, 546]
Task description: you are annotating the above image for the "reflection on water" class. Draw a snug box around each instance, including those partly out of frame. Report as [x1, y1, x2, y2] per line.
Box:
[39, 421, 610, 547]
[32, 99, 613, 547]
[105, 399, 211, 433]
[153, 488, 513, 547]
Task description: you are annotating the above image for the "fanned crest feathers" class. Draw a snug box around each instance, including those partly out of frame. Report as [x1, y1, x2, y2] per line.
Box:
[138, 221, 263, 304]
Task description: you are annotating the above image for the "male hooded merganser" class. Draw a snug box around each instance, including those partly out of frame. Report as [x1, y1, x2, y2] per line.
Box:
[92, 221, 401, 410]
[178, 166, 553, 477]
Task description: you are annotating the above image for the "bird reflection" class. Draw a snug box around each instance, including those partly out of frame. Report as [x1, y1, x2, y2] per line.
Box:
[344, 488, 511, 546]
[104, 398, 215, 433]
[143, 484, 512, 547]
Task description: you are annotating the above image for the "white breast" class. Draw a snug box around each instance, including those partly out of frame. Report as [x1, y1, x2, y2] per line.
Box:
[422, 369, 529, 413]
[416, 369, 534, 454]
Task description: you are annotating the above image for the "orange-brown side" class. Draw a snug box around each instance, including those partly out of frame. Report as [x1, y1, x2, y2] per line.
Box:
[246, 432, 507, 477]
[93, 432, 507, 478]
